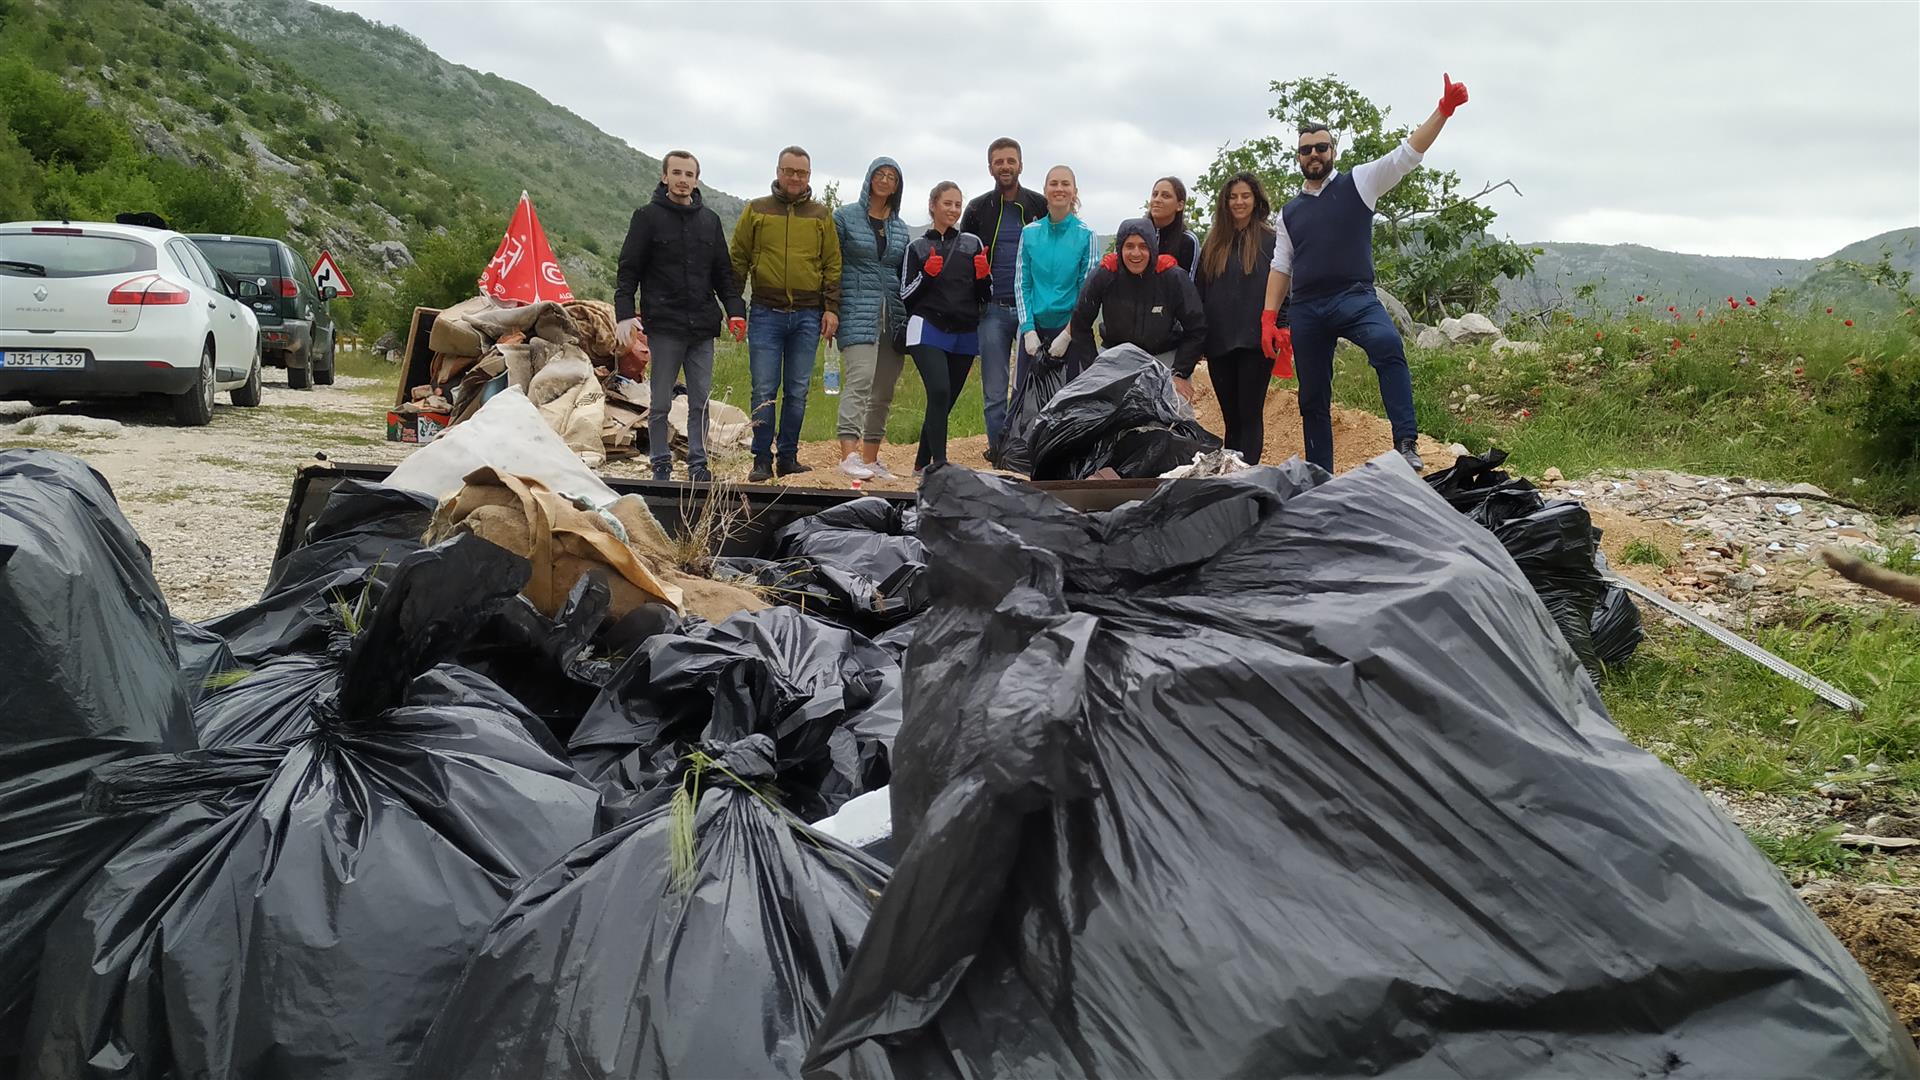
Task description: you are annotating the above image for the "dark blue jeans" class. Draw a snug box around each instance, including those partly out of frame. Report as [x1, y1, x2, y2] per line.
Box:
[975, 302, 1018, 453]
[747, 304, 821, 460]
[1289, 283, 1416, 471]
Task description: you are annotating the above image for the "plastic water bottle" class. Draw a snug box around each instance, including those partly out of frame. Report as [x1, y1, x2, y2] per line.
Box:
[824, 342, 841, 395]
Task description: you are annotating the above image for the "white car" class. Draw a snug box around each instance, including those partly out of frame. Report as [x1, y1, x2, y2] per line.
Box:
[0, 220, 264, 426]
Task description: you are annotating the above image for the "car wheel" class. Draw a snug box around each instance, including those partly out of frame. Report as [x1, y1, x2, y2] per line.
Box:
[231, 354, 263, 407]
[287, 359, 312, 390]
[313, 337, 335, 385]
[171, 342, 217, 427]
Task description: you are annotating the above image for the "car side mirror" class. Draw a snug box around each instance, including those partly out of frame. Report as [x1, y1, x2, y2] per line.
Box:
[320, 286, 338, 302]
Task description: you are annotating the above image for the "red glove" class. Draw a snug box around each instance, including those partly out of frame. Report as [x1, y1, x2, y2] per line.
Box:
[728, 316, 746, 342]
[1100, 252, 1118, 272]
[1155, 254, 1178, 273]
[1269, 327, 1294, 380]
[1261, 309, 1289, 364]
[974, 251, 990, 279]
[922, 253, 944, 277]
[1438, 72, 1468, 117]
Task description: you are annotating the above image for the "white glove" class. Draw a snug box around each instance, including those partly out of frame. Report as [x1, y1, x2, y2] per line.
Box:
[615, 317, 642, 350]
[1023, 330, 1042, 356]
[1047, 327, 1071, 359]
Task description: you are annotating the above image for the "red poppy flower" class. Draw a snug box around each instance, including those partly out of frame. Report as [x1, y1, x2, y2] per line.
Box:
[1520, 408, 1532, 418]
[1826, 307, 1834, 314]
[1726, 297, 1735, 304]
[1844, 319, 1854, 327]
[1697, 309, 1705, 317]
[1794, 366, 1804, 375]
[1668, 305, 1677, 313]
[1745, 296, 1756, 306]
[1594, 331, 1604, 340]
[1634, 295, 1645, 302]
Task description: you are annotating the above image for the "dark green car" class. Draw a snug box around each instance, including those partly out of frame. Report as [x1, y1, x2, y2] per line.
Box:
[188, 234, 336, 388]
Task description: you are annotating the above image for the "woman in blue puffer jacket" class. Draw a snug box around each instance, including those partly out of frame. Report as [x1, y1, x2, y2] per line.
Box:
[830, 157, 912, 480]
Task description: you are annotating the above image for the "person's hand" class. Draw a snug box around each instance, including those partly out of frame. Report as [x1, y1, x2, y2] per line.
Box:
[1172, 375, 1196, 403]
[728, 316, 747, 343]
[1100, 252, 1118, 272]
[1438, 73, 1469, 117]
[1260, 309, 1285, 360]
[821, 311, 839, 340]
[922, 253, 945, 277]
[1270, 327, 1295, 380]
[615, 317, 642, 350]
[1155, 254, 1178, 273]
[1047, 328, 1071, 359]
[1023, 330, 1042, 355]
[973, 251, 990, 279]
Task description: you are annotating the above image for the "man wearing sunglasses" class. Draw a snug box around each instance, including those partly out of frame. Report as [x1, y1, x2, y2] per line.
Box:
[1262, 74, 1470, 473]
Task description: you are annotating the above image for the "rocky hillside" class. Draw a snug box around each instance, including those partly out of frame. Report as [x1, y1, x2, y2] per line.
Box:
[1498, 228, 1918, 317]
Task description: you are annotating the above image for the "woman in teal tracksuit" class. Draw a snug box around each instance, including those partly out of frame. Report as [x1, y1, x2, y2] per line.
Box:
[1014, 165, 1099, 389]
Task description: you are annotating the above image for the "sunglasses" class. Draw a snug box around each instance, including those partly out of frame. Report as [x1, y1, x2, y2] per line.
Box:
[1295, 142, 1333, 157]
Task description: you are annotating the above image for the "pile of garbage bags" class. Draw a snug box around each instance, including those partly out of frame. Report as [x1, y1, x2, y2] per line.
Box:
[6, 445, 1913, 1080]
[1017, 344, 1222, 480]
[1425, 448, 1644, 673]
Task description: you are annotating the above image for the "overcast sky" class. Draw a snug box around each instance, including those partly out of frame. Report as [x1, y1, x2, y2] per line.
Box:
[319, 0, 1918, 259]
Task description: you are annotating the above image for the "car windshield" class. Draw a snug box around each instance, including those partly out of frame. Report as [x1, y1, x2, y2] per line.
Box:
[0, 231, 156, 278]
[191, 238, 279, 278]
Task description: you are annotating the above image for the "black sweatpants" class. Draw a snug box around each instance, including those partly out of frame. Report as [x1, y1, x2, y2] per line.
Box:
[1207, 347, 1270, 464]
[911, 345, 974, 471]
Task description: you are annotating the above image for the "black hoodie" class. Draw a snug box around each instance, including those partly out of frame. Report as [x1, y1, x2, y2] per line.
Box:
[1070, 218, 1206, 375]
[614, 182, 745, 339]
[901, 227, 992, 336]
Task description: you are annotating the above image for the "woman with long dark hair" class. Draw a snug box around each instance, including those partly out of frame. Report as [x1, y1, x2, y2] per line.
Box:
[900, 181, 992, 477]
[1147, 176, 1199, 276]
[1195, 171, 1284, 462]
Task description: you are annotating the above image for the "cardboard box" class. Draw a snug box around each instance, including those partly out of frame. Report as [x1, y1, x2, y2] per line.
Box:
[394, 306, 441, 407]
[386, 409, 452, 444]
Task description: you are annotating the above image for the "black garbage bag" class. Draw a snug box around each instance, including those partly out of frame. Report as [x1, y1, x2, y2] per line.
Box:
[455, 575, 619, 745]
[22, 534, 603, 1080]
[773, 497, 922, 575]
[0, 451, 197, 1065]
[1028, 344, 1221, 480]
[170, 615, 238, 705]
[804, 464, 1918, 1079]
[998, 354, 1076, 475]
[1422, 446, 1544, 526]
[571, 606, 901, 823]
[1590, 550, 1647, 667]
[409, 734, 892, 1080]
[201, 478, 433, 666]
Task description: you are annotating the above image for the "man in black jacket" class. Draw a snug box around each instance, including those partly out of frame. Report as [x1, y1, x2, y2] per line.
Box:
[958, 137, 1048, 463]
[614, 150, 745, 482]
[1070, 217, 1206, 392]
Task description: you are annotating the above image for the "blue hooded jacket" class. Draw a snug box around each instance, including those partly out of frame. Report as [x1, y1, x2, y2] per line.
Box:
[1015, 209, 1098, 335]
[832, 157, 912, 347]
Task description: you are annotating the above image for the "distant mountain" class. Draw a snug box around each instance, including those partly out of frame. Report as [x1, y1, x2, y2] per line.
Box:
[187, 0, 746, 292]
[1496, 228, 1919, 317]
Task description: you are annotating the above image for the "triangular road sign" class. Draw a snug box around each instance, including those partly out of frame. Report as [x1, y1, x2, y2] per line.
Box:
[310, 250, 354, 299]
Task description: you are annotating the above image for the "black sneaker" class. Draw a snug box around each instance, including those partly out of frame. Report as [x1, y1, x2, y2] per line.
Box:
[651, 465, 673, 483]
[1396, 438, 1424, 472]
[688, 465, 712, 484]
[774, 456, 810, 478]
[748, 456, 774, 483]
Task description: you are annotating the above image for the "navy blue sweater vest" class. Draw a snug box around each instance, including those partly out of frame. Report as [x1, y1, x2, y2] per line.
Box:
[1281, 171, 1376, 302]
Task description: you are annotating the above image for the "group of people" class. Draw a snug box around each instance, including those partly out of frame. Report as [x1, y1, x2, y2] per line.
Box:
[612, 74, 1469, 483]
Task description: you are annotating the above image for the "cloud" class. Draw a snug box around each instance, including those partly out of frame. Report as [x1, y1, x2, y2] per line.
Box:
[317, 0, 1919, 256]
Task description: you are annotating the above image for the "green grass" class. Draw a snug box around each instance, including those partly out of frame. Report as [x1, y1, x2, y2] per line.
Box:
[1746, 824, 1865, 875]
[1599, 605, 1920, 795]
[1619, 539, 1671, 568]
[707, 339, 990, 445]
[1331, 303, 1920, 511]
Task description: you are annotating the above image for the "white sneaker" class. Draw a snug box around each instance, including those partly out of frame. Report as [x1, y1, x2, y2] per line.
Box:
[866, 458, 896, 480]
[838, 452, 875, 479]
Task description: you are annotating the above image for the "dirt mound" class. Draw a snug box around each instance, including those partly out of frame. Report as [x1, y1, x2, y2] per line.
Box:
[741, 363, 1454, 492]
[1801, 882, 1920, 1037]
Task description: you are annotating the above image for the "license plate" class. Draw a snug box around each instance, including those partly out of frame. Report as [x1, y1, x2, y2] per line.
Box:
[0, 350, 88, 369]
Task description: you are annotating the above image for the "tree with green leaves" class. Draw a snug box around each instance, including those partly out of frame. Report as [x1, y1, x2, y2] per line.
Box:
[1199, 75, 1536, 322]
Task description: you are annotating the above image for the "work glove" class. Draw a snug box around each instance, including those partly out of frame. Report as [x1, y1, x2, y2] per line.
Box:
[1023, 330, 1042, 356]
[614, 317, 642, 350]
[1047, 327, 1071, 359]
[1100, 252, 1118, 272]
[728, 316, 747, 342]
[1155, 254, 1178, 273]
[973, 251, 991, 279]
[1438, 72, 1469, 117]
[1261, 310, 1288, 361]
[922, 253, 945, 277]
[1270, 327, 1295, 380]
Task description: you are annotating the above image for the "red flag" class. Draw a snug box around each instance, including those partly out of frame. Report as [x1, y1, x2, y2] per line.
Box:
[478, 191, 574, 306]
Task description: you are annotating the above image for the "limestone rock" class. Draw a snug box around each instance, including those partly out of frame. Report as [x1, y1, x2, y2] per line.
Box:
[1544, 467, 1564, 483]
[1416, 326, 1449, 350]
[1375, 286, 1417, 339]
[1438, 317, 1464, 342]
[9, 415, 123, 437]
[1445, 312, 1502, 344]
[370, 240, 415, 269]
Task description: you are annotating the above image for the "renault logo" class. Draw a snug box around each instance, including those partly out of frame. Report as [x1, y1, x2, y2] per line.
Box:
[33, 285, 48, 301]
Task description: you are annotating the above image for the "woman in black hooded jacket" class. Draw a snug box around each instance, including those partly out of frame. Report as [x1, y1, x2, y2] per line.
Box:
[1069, 217, 1206, 397]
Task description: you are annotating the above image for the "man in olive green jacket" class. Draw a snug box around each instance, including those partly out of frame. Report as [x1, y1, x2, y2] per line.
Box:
[731, 145, 842, 481]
